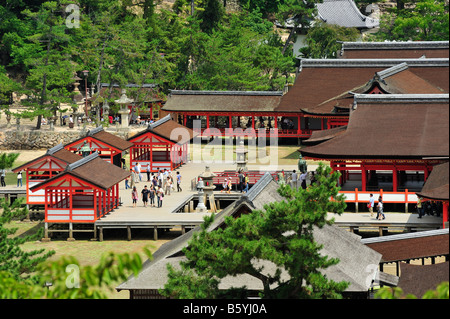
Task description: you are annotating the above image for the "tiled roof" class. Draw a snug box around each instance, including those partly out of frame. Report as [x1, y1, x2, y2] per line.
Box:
[317, 0, 379, 29]
[300, 94, 449, 159]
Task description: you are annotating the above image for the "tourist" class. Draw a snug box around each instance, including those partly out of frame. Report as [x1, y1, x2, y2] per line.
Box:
[221, 178, 228, 193]
[176, 171, 182, 192]
[368, 193, 375, 217]
[149, 185, 156, 207]
[300, 171, 307, 189]
[158, 169, 163, 188]
[0, 168, 6, 187]
[152, 175, 158, 188]
[238, 170, 244, 192]
[17, 171, 23, 187]
[291, 170, 298, 190]
[227, 178, 232, 193]
[165, 176, 172, 195]
[146, 163, 151, 181]
[124, 177, 130, 189]
[141, 185, 150, 207]
[137, 163, 142, 182]
[377, 196, 385, 220]
[131, 186, 138, 208]
[416, 196, 424, 218]
[157, 187, 164, 207]
[243, 173, 249, 193]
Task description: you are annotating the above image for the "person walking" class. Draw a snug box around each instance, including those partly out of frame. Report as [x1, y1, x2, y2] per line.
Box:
[300, 171, 307, 189]
[17, 171, 23, 187]
[368, 193, 375, 217]
[149, 185, 156, 207]
[165, 176, 172, 195]
[124, 177, 130, 189]
[416, 196, 424, 218]
[377, 196, 385, 220]
[157, 187, 164, 207]
[243, 173, 249, 193]
[141, 185, 150, 207]
[291, 170, 298, 190]
[131, 186, 138, 208]
[176, 171, 182, 192]
[0, 169, 6, 187]
[146, 163, 151, 181]
[238, 170, 244, 193]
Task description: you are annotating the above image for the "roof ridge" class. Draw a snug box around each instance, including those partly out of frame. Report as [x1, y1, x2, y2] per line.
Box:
[66, 152, 98, 171]
[46, 143, 64, 155]
[244, 172, 274, 202]
[170, 90, 283, 96]
[148, 114, 172, 130]
[354, 93, 449, 104]
[376, 62, 409, 79]
[87, 125, 104, 136]
[361, 228, 448, 244]
[342, 41, 449, 50]
[301, 58, 449, 68]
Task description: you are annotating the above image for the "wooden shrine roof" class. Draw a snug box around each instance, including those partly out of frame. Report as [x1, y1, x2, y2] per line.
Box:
[300, 94, 449, 160]
[30, 152, 130, 191]
[67, 126, 134, 151]
[416, 162, 449, 201]
[301, 62, 445, 115]
[163, 90, 283, 113]
[397, 262, 449, 298]
[339, 41, 450, 59]
[362, 229, 449, 263]
[276, 58, 449, 113]
[128, 114, 197, 144]
[12, 144, 81, 173]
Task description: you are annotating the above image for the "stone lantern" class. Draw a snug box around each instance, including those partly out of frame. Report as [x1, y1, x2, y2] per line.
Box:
[196, 178, 207, 213]
[115, 89, 134, 129]
[234, 140, 248, 172]
[72, 73, 83, 102]
[198, 166, 217, 212]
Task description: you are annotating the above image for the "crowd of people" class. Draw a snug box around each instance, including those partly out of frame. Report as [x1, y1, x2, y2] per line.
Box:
[125, 164, 182, 208]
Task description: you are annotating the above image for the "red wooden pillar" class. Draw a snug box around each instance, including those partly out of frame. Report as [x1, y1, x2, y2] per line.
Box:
[392, 165, 398, 192]
[251, 115, 255, 130]
[206, 115, 210, 129]
[442, 202, 448, 229]
[361, 163, 367, 192]
[297, 115, 301, 134]
[183, 114, 187, 126]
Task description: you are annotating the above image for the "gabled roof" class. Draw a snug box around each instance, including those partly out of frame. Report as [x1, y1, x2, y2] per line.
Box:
[30, 152, 130, 191]
[362, 229, 449, 262]
[276, 58, 449, 113]
[117, 174, 383, 293]
[301, 94, 449, 160]
[277, 0, 379, 30]
[301, 62, 445, 115]
[12, 144, 81, 173]
[65, 126, 134, 151]
[128, 114, 197, 144]
[340, 41, 450, 59]
[416, 162, 449, 201]
[316, 0, 379, 29]
[163, 90, 283, 113]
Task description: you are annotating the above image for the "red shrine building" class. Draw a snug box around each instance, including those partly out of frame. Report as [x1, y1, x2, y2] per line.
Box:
[64, 126, 133, 166]
[127, 114, 196, 173]
[162, 41, 448, 140]
[30, 152, 130, 224]
[12, 144, 82, 206]
[301, 94, 449, 217]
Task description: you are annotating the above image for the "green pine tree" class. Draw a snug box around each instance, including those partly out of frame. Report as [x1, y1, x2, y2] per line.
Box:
[162, 163, 349, 299]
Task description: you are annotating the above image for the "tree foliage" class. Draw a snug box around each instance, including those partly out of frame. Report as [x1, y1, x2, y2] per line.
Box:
[162, 163, 349, 299]
[0, 198, 55, 283]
